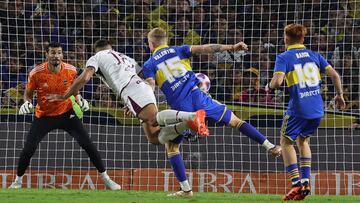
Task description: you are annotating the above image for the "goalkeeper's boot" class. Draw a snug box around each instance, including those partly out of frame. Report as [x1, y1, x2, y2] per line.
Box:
[282, 182, 302, 201]
[269, 145, 282, 157]
[8, 181, 22, 189]
[187, 109, 209, 137]
[103, 178, 121, 190]
[293, 181, 311, 200]
[167, 190, 193, 197]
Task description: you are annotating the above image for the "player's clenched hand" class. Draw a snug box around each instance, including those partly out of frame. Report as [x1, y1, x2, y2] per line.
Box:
[334, 94, 346, 110]
[233, 42, 248, 51]
[76, 94, 90, 112]
[46, 94, 66, 102]
[19, 101, 33, 114]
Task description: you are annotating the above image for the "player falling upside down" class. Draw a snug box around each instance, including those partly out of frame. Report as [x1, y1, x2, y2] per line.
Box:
[47, 39, 208, 148]
[143, 27, 282, 197]
[9, 42, 120, 190]
[266, 23, 345, 201]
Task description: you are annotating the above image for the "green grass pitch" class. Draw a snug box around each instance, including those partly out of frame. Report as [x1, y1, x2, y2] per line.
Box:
[0, 189, 358, 203]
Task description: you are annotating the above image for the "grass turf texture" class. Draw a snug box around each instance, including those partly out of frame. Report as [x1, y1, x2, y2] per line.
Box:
[0, 189, 358, 203]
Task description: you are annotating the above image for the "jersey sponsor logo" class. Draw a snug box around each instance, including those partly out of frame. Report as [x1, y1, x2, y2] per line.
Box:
[170, 73, 190, 91]
[300, 89, 320, 98]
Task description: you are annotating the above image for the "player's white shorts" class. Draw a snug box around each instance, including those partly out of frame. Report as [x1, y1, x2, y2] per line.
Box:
[121, 76, 157, 116]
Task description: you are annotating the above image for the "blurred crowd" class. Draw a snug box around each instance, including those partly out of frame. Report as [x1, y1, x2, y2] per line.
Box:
[0, 0, 359, 115]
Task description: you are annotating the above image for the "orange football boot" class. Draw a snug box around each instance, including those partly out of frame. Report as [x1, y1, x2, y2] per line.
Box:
[293, 182, 311, 201]
[282, 185, 302, 201]
[187, 109, 209, 137]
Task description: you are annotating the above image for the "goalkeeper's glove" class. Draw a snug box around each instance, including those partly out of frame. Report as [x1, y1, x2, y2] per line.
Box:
[19, 101, 33, 114]
[76, 94, 90, 112]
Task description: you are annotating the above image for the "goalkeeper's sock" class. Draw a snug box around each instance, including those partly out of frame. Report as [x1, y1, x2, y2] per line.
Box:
[237, 122, 273, 150]
[300, 157, 311, 183]
[158, 122, 189, 144]
[169, 153, 191, 192]
[156, 110, 195, 125]
[286, 163, 300, 186]
[100, 171, 110, 180]
[15, 175, 23, 183]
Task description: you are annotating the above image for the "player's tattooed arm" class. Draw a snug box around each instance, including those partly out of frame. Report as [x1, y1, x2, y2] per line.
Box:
[209, 44, 222, 52]
[192, 42, 248, 54]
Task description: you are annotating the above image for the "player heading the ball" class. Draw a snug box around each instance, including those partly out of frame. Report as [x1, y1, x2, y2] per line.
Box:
[144, 27, 282, 197]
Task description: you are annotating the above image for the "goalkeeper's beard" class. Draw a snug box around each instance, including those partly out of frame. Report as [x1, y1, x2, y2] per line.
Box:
[49, 60, 61, 71]
[50, 61, 60, 67]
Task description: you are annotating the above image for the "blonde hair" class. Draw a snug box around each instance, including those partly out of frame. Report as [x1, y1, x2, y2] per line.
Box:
[284, 23, 307, 44]
[148, 28, 168, 46]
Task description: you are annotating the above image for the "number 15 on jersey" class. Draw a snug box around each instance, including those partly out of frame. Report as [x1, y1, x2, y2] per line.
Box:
[157, 56, 188, 83]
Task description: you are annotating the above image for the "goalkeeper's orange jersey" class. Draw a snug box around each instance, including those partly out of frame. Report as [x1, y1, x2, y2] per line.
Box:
[27, 62, 77, 118]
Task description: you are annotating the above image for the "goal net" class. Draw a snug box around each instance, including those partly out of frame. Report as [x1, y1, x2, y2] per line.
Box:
[0, 0, 359, 194]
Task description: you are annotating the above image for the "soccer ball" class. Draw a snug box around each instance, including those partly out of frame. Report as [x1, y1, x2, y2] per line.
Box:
[195, 73, 211, 93]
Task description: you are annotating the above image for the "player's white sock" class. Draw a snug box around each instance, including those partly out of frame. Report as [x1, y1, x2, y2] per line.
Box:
[15, 175, 23, 183]
[262, 139, 275, 151]
[100, 171, 121, 190]
[158, 122, 189, 144]
[156, 110, 195, 125]
[100, 171, 110, 180]
[179, 180, 191, 192]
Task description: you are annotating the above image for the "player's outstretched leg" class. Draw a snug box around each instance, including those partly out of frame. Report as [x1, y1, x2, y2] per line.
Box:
[156, 109, 196, 125]
[139, 104, 208, 145]
[228, 112, 281, 157]
[157, 109, 209, 137]
[165, 142, 193, 197]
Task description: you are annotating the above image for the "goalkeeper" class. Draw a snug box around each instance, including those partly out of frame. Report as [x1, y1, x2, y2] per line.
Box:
[8, 42, 120, 190]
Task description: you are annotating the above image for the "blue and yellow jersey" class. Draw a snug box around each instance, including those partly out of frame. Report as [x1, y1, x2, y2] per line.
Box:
[143, 45, 199, 107]
[274, 44, 332, 119]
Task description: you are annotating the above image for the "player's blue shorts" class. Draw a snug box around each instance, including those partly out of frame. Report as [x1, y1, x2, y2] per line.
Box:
[281, 113, 322, 142]
[170, 88, 232, 126]
[170, 88, 232, 144]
